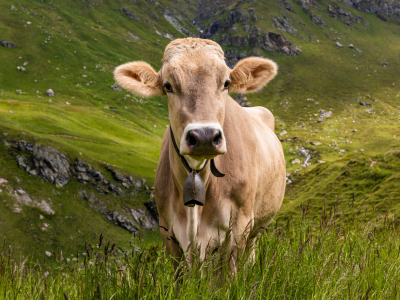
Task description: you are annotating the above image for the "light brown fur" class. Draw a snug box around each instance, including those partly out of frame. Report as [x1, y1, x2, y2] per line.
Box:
[114, 38, 286, 270]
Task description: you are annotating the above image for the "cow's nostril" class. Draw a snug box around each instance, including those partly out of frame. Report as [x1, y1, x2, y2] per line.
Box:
[213, 133, 222, 147]
[187, 132, 197, 147]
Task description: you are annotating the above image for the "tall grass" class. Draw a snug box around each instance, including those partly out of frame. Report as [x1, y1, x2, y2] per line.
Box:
[1, 202, 400, 299]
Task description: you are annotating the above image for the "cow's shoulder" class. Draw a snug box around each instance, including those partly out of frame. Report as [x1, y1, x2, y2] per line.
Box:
[243, 106, 275, 132]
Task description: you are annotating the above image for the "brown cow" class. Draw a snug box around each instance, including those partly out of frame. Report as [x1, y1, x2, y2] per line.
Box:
[114, 38, 286, 269]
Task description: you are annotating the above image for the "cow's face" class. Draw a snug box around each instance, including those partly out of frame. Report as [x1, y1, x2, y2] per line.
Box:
[114, 38, 277, 170]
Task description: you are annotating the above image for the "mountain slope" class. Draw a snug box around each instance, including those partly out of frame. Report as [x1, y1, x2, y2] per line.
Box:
[0, 0, 400, 259]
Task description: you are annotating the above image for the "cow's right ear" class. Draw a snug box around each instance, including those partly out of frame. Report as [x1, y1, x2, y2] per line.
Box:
[114, 61, 164, 97]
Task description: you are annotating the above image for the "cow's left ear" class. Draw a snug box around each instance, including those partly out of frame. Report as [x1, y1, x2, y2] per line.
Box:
[229, 57, 278, 94]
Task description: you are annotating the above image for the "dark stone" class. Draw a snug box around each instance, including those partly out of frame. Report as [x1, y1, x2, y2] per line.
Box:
[111, 84, 123, 91]
[17, 155, 27, 169]
[33, 144, 70, 187]
[121, 6, 140, 21]
[95, 185, 109, 194]
[144, 200, 159, 221]
[0, 40, 17, 48]
[130, 208, 158, 230]
[109, 183, 124, 196]
[149, 12, 159, 20]
[78, 190, 87, 199]
[359, 101, 372, 107]
[103, 211, 139, 233]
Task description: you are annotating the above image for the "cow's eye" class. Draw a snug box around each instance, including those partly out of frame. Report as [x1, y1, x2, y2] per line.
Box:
[223, 80, 230, 90]
[164, 82, 173, 93]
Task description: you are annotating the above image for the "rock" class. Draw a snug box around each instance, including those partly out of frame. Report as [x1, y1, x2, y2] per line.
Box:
[336, 42, 344, 47]
[0, 40, 16, 48]
[78, 190, 87, 199]
[15, 140, 34, 152]
[318, 160, 325, 163]
[121, 6, 140, 21]
[103, 211, 139, 233]
[124, 32, 140, 41]
[359, 101, 371, 107]
[242, 24, 250, 32]
[279, 130, 287, 136]
[353, 129, 358, 132]
[144, 200, 159, 221]
[35, 200, 55, 215]
[272, 16, 298, 36]
[298, 149, 309, 157]
[130, 208, 157, 230]
[364, 22, 369, 27]
[291, 158, 301, 164]
[109, 183, 124, 196]
[310, 141, 321, 146]
[33, 144, 70, 187]
[355, 48, 362, 53]
[46, 89, 55, 96]
[45, 251, 52, 257]
[104, 105, 118, 111]
[348, 44, 354, 48]
[319, 110, 333, 118]
[88, 194, 98, 204]
[95, 185, 109, 195]
[378, 62, 389, 66]
[17, 155, 27, 169]
[150, 12, 159, 20]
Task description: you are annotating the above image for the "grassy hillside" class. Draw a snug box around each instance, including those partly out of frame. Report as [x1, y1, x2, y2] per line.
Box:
[0, 0, 400, 261]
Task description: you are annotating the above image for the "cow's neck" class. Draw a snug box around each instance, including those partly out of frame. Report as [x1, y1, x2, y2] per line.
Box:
[168, 127, 212, 246]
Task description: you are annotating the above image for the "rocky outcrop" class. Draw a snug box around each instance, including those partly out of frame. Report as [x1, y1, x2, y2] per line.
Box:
[144, 200, 159, 221]
[340, 0, 400, 24]
[272, 16, 298, 36]
[278, 0, 296, 12]
[8, 139, 145, 197]
[121, 6, 140, 21]
[33, 144, 71, 187]
[130, 208, 157, 230]
[0, 40, 17, 48]
[327, 5, 364, 25]
[249, 28, 301, 56]
[102, 207, 157, 234]
[294, 0, 327, 26]
[103, 211, 139, 233]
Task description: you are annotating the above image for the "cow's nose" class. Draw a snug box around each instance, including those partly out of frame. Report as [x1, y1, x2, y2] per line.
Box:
[185, 128, 224, 155]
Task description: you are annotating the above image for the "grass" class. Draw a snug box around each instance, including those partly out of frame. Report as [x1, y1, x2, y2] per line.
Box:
[1, 206, 400, 299]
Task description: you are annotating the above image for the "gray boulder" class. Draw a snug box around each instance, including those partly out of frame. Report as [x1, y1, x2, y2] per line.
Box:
[0, 40, 16, 48]
[46, 89, 55, 96]
[130, 208, 158, 230]
[103, 211, 139, 233]
[33, 144, 70, 187]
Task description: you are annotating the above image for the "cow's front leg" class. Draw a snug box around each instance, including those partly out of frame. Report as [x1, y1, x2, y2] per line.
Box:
[159, 217, 183, 270]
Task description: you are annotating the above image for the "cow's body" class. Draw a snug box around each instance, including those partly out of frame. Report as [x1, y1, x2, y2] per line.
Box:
[155, 98, 286, 263]
[114, 37, 286, 269]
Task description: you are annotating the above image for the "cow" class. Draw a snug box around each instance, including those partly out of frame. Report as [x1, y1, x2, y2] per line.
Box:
[114, 38, 286, 271]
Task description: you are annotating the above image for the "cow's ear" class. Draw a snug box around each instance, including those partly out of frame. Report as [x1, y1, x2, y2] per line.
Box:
[114, 61, 163, 97]
[229, 57, 278, 94]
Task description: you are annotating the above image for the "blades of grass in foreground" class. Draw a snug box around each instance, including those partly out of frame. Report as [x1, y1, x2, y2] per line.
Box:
[0, 202, 400, 299]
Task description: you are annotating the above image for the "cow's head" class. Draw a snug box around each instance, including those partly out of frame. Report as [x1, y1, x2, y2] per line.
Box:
[114, 38, 277, 170]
